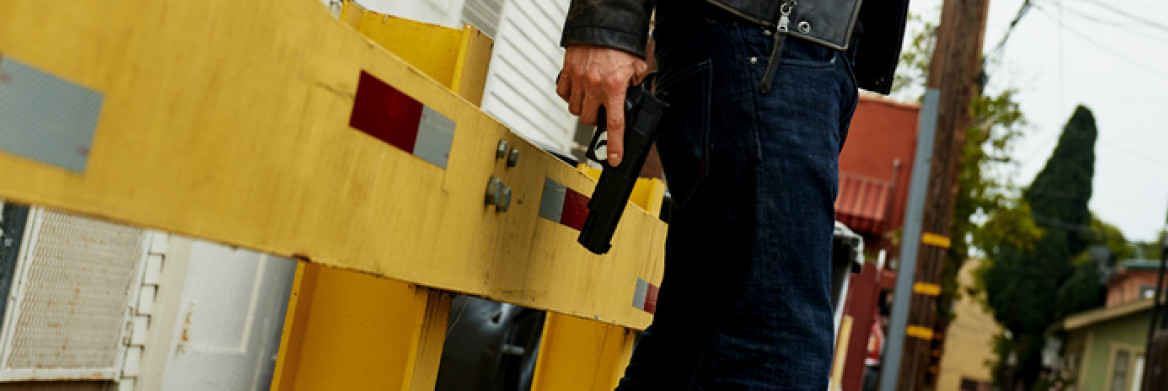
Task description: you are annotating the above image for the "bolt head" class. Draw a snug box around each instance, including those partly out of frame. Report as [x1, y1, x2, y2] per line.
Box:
[507, 148, 520, 167]
[496, 140, 509, 159]
[485, 177, 502, 207]
[498, 185, 512, 212]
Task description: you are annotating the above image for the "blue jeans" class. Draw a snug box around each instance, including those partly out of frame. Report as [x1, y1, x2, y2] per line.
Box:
[615, 5, 858, 390]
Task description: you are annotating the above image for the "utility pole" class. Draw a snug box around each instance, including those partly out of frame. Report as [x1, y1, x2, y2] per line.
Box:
[879, 1, 991, 390]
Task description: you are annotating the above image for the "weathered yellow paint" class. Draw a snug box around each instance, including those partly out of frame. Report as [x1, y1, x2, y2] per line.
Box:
[530, 313, 638, 391]
[269, 5, 491, 390]
[338, 0, 492, 106]
[269, 262, 445, 390]
[532, 165, 665, 391]
[450, 26, 493, 107]
[0, 0, 665, 328]
[403, 288, 454, 391]
[271, 262, 455, 391]
[271, 261, 320, 391]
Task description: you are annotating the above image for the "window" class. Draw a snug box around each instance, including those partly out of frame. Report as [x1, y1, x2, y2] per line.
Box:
[1111, 349, 1130, 391]
[1109, 347, 1145, 391]
[1139, 284, 1156, 300]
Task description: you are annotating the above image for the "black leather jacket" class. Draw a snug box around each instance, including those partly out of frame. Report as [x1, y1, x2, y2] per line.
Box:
[560, 0, 909, 94]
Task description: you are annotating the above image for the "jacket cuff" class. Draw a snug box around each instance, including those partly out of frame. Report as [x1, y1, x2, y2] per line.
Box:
[560, 26, 648, 58]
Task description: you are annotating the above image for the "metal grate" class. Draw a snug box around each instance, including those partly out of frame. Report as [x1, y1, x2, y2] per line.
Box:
[5, 209, 144, 369]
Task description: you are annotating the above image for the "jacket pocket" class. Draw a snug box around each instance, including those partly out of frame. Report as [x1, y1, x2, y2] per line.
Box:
[653, 58, 712, 209]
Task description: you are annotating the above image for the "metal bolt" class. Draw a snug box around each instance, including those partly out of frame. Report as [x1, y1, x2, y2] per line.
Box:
[485, 177, 512, 212]
[507, 148, 520, 167]
[498, 185, 512, 212]
[797, 21, 811, 33]
[496, 140, 509, 159]
[749, 57, 758, 65]
[486, 177, 503, 208]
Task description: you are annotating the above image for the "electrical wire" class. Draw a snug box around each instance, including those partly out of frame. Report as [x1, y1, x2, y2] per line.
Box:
[1096, 138, 1168, 168]
[1067, 0, 1168, 35]
[1034, 5, 1168, 83]
[1042, 0, 1168, 46]
[985, 0, 1034, 65]
[1056, 0, 1065, 122]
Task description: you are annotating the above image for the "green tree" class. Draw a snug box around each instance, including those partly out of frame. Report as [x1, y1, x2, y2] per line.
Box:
[983, 106, 1101, 389]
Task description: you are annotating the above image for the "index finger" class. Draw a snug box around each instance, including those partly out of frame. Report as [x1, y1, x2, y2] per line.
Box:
[604, 92, 626, 167]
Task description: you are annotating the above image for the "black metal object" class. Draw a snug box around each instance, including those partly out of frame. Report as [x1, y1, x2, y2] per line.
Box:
[0, 203, 29, 325]
[578, 78, 667, 254]
[434, 296, 545, 391]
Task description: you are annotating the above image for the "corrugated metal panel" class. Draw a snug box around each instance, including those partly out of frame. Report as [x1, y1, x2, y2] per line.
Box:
[0, 208, 144, 377]
[461, 0, 504, 37]
[479, 0, 576, 154]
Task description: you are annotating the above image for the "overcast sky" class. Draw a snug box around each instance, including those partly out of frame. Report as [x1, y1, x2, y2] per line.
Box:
[906, 0, 1168, 243]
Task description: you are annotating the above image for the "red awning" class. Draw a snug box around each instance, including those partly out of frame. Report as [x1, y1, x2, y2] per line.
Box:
[835, 173, 892, 235]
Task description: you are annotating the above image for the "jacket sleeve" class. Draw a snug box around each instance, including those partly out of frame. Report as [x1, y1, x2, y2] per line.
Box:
[560, 0, 656, 58]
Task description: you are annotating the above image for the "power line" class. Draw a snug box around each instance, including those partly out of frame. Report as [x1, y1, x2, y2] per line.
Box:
[1034, 5, 1168, 83]
[985, 0, 1033, 64]
[1056, 0, 1065, 120]
[1097, 138, 1168, 167]
[1043, 0, 1168, 47]
[1068, 0, 1168, 35]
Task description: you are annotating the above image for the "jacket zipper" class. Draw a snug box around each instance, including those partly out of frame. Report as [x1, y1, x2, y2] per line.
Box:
[759, 1, 795, 94]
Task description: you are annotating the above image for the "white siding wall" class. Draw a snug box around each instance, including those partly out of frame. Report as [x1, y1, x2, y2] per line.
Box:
[479, 0, 575, 154]
[461, 0, 505, 38]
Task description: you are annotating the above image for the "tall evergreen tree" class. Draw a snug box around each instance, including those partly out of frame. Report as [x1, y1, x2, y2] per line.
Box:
[983, 105, 1099, 389]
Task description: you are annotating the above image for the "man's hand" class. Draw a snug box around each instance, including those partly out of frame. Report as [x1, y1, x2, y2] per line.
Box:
[557, 45, 648, 167]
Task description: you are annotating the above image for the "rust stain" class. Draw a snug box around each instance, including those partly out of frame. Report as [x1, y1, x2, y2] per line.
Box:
[178, 301, 195, 353]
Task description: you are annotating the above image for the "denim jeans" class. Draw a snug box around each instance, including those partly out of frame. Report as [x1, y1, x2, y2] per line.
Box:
[615, 4, 858, 390]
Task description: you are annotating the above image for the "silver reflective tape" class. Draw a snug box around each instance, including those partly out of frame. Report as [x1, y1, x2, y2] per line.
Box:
[632, 278, 649, 310]
[0, 55, 102, 173]
[539, 178, 566, 223]
[414, 106, 455, 169]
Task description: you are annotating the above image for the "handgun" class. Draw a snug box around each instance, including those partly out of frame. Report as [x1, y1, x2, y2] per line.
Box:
[578, 78, 667, 254]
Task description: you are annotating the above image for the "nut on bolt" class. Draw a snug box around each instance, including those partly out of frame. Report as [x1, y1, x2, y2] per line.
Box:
[485, 177, 511, 212]
[486, 177, 502, 207]
[496, 140, 509, 159]
[507, 148, 520, 167]
[498, 185, 512, 212]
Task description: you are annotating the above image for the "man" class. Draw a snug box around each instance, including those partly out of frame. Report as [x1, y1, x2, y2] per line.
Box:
[556, 0, 908, 389]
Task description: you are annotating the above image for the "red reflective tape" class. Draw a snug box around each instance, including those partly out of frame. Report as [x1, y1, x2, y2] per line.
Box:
[561, 188, 591, 231]
[644, 284, 659, 314]
[349, 71, 422, 153]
